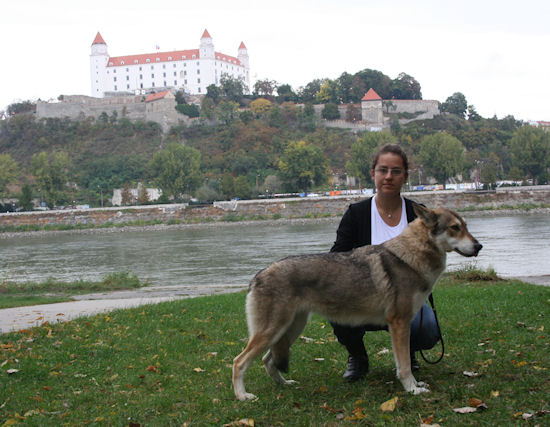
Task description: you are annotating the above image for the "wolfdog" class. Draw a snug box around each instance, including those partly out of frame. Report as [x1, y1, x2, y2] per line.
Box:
[232, 204, 482, 400]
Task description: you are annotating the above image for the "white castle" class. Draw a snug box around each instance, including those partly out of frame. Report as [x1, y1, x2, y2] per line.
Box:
[90, 29, 250, 98]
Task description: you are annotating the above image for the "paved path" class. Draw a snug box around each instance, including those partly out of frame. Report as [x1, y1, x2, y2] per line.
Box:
[0, 284, 247, 334]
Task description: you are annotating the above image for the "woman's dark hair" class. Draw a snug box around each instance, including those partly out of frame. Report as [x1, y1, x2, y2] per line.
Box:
[371, 144, 409, 172]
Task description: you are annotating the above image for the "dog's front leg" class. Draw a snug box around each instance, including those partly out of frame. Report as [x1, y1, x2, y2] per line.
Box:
[388, 320, 429, 395]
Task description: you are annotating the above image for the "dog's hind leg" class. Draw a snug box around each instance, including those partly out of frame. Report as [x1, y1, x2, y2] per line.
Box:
[388, 319, 429, 395]
[263, 311, 310, 385]
[233, 333, 273, 401]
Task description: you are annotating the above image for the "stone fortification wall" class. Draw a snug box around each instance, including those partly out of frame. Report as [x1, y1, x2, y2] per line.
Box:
[36, 94, 189, 133]
[1, 187, 548, 229]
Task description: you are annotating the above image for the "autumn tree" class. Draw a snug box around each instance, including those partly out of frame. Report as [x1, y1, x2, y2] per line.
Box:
[442, 92, 468, 118]
[417, 133, 465, 188]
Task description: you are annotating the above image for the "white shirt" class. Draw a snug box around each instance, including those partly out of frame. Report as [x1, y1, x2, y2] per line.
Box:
[371, 196, 407, 245]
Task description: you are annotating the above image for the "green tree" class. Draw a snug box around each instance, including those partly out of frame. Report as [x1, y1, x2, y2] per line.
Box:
[250, 98, 273, 117]
[220, 74, 246, 103]
[390, 72, 422, 100]
[321, 103, 340, 120]
[276, 84, 296, 103]
[221, 174, 236, 199]
[298, 79, 323, 103]
[253, 79, 278, 98]
[18, 183, 34, 211]
[0, 153, 19, 195]
[216, 100, 239, 125]
[234, 176, 251, 199]
[346, 132, 397, 188]
[278, 140, 330, 192]
[205, 84, 221, 104]
[509, 125, 550, 184]
[200, 96, 216, 121]
[441, 92, 468, 118]
[30, 151, 71, 207]
[262, 175, 283, 195]
[417, 133, 465, 188]
[148, 143, 203, 200]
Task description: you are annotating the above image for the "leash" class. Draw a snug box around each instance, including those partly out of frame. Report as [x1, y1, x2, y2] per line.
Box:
[418, 294, 445, 364]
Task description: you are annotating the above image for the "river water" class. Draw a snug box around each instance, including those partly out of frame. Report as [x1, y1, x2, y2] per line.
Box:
[1, 214, 549, 287]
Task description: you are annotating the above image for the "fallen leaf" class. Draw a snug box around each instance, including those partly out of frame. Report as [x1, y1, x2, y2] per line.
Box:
[468, 398, 484, 407]
[463, 371, 480, 377]
[145, 366, 158, 373]
[6, 369, 19, 375]
[380, 396, 398, 412]
[377, 348, 390, 355]
[453, 406, 477, 414]
[522, 413, 534, 420]
[314, 358, 324, 362]
[491, 390, 500, 397]
[193, 367, 205, 372]
[421, 414, 434, 424]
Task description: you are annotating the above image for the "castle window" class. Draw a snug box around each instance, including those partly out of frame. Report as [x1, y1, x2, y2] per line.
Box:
[127, 84, 130, 89]
[109, 62, 113, 66]
[113, 69, 116, 73]
[140, 83, 143, 88]
[152, 82, 155, 87]
[198, 87, 201, 93]
[140, 74, 143, 79]
[168, 56, 172, 61]
[146, 59, 150, 63]
[174, 80, 177, 85]
[156, 58, 160, 62]
[121, 61, 125, 65]
[184, 79, 187, 84]
[182, 55, 186, 59]
[114, 77, 117, 82]
[151, 73, 155, 78]
[139, 66, 142, 71]
[126, 76, 129, 81]
[135, 60, 138, 64]
[197, 69, 200, 75]
[184, 63, 187, 67]
[126, 68, 129, 72]
[184, 71, 187, 76]
[196, 61, 199, 66]
[163, 64, 166, 69]
[163, 72, 166, 77]
[114, 85, 117, 91]
[192, 54, 196, 59]
[164, 81, 166, 86]
[173, 63, 176, 68]
[151, 65, 154, 70]
[197, 78, 200, 84]
[173, 71, 176, 76]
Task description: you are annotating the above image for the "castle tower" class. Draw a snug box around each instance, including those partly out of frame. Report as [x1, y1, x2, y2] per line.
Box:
[200, 29, 215, 59]
[238, 41, 250, 92]
[361, 88, 384, 124]
[90, 32, 109, 97]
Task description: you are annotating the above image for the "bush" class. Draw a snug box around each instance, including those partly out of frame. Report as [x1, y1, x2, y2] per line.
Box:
[175, 104, 200, 118]
[321, 103, 340, 120]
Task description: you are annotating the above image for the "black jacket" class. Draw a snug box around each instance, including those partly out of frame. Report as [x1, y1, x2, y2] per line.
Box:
[331, 197, 418, 252]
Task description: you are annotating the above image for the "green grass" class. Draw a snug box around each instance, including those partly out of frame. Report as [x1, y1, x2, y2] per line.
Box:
[0, 272, 149, 309]
[1, 273, 548, 425]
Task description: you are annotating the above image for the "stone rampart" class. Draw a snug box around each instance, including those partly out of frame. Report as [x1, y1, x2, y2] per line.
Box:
[1, 187, 549, 229]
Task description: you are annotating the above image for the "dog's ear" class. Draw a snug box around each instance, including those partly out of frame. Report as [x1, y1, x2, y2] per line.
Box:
[413, 203, 438, 228]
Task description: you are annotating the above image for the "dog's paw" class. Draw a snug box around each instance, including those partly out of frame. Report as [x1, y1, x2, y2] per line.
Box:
[411, 386, 430, 395]
[237, 392, 258, 401]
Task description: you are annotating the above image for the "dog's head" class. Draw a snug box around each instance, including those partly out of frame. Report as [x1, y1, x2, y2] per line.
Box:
[413, 204, 482, 257]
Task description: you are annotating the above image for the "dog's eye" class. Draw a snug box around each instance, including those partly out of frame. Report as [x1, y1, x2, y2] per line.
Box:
[450, 225, 460, 232]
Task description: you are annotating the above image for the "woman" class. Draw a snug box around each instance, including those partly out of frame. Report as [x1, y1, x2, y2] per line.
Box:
[331, 144, 440, 382]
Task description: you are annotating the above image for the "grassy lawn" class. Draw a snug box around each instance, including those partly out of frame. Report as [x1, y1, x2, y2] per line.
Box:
[0, 274, 549, 425]
[0, 272, 149, 309]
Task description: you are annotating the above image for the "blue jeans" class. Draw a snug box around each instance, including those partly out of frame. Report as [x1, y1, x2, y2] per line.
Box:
[331, 303, 440, 357]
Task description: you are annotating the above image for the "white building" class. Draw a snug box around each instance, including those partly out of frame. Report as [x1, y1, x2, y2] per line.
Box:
[90, 29, 250, 98]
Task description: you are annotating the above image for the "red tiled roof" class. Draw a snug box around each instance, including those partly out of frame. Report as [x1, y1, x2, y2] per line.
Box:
[239, 41, 247, 49]
[201, 29, 212, 39]
[92, 32, 106, 45]
[107, 48, 241, 67]
[145, 90, 170, 102]
[362, 88, 382, 101]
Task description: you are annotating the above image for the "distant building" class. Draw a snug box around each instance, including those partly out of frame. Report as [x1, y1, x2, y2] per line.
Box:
[90, 29, 250, 98]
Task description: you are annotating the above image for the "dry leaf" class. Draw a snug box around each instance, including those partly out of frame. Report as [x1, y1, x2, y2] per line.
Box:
[491, 390, 500, 397]
[145, 366, 158, 373]
[453, 406, 477, 413]
[377, 348, 390, 355]
[468, 397, 484, 407]
[380, 396, 398, 412]
[463, 371, 480, 377]
[193, 367, 205, 372]
[6, 369, 19, 375]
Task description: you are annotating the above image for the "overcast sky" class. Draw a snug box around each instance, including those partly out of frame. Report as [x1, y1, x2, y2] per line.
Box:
[1, 0, 548, 121]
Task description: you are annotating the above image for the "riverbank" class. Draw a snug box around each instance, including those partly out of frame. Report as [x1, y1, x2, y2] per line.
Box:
[1, 186, 549, 237]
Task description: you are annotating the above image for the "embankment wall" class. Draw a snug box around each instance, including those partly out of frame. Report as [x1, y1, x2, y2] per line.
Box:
[1, 187, 548, 229]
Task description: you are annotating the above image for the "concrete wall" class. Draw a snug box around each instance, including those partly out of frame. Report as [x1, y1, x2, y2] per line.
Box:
[2, 187, 549, 229]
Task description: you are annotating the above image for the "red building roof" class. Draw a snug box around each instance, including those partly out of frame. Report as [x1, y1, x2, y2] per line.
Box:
[362, 88, 382, 101]
[145, 90, 170, 102]
[107, 49, 241, 67]
[92, 32, 106, 45]
[201, 29, 212, 39]
[239, 41, 247, 49]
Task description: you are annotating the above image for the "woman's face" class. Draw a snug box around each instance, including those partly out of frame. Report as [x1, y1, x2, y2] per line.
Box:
[370, 152, 408, 196]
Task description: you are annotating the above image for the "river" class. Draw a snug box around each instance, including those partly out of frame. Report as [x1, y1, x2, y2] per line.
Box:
[1, 213, 549, 287]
